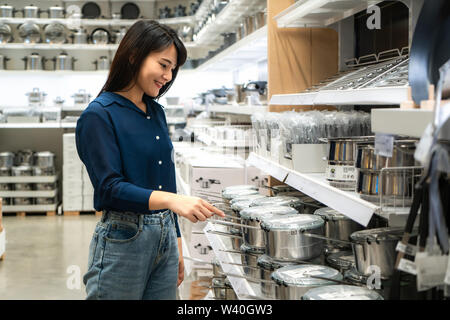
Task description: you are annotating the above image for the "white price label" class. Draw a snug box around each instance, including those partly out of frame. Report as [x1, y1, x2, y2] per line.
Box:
[396, 242, 417, 256]
[397, 258, 417, 275]
[375, 133, 394, 158]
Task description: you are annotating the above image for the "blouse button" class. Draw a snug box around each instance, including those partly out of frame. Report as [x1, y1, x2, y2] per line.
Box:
[156, 136, 160, 140]
[158, 185, 162, 189]
[158, 160, 162, 165]
[147, 116, 151, 120]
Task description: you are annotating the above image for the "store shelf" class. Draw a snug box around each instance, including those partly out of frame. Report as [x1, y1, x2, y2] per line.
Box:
[176, 169, 191, 196]
[0, 190, 57, 198]
[371, 108, 433, 138]
[247, 152, 410, 226]
[0, 175, 58, 183]
[274, 0, 382, 28]
[0, 43, 118, 51]
[60, 122, 77, 128]
[195, 104, 268, 115]
[270, 87, 408, 106]
[204, 221, 262, 300]
[2, 203, 58, 213]
[197, 25, 267, 72]
[0, 123, 61, 128]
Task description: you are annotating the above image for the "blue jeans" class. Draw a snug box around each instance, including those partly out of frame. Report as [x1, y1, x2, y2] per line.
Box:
[83, 209, 179, 300]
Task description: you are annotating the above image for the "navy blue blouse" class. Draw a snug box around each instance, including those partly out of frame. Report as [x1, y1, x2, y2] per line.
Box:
[75, 91, 180, 237]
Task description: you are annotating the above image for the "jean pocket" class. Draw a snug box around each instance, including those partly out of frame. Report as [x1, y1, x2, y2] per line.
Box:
[87, 232, 99, 269]
[104, 219, 141, 243]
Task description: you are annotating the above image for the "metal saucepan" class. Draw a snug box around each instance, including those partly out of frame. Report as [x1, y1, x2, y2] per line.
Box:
[0, 4, 14, 17]
[250, 195, 323, 215]
[302, 284, 384, 300]
[34, 151, 55, 168]
[15, 150, 34, 166]
[72, 89, 91, 104]
[52, 52, 75, 71]
[0, 167, 11, 176]
[71, 28, 88, 44]
[221, 186, 260, 207]
[22, 5, 40, 18]
[11, 165, 33, 176]
[271, 264, 343, 299]
[48, 6, 65, 19]
[23, 53, 45, 70]
[211, 277, 237, 300]
[350, 227, 415, 279]
[0, 24, 13, 44]
[0, 152, 14, 168]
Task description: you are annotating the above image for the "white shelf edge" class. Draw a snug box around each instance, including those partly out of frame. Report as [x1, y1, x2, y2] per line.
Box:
[2, 204, 58, 212]
[0, 123, 61, 128]
[371, 108, 433, 138]
[0, 190, 57, 197]
[0, 175, 58, 183]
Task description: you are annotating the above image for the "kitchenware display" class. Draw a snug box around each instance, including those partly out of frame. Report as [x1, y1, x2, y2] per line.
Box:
[15, 150, 34, 166]
[22, 5, 40, 18]
[271, 264, 343, 299]
[253, 10, 266, 29]
[0, 23, 12, 43]
[23, 53, 45, 71]
[0, 183, 11, 190]
[121, 2, 140, 19]
[114, 27, 127, 44]
[34, 152, 55, 168]
[238, 206, 298, 250]
[177, 25, 193, 43]
[325, 251, 355, 273]
[211, 278, 237, 300]
[14, 183, 33, 191]
[0, 54, 10, 70]
[18, 22, 41, 43]
[13, 198, 33, 205]
[48, 6, 64, 19]
[93, 56, 110, 71]
[260, 214, 325, 262]
[0, 4, 14, 17]
[243, 15, 255, 36]
[82, 2, 101, 19]
[302, 284, 384, 300]
[26, 88, 47, 105]
[44, 22, 66, 44]
[249, 196, 306, 212]
[35, 182, 56, 190]
[221, 187, 259, 205]
[36, 198, 55, 205]
[0, 167, 11, 177]
[229, 194, 266, 206]
[314, 207, 364, 251]
[52, 52, 75, 70]
[71, 28, 88, 44]
[239, 243, 265, 278]
[12, 165, 33, 176]
[72, 89, 91, 104]
[350, 227, 414, 279]
[91, 28, 110, 44]
[0, 152, 14, 168]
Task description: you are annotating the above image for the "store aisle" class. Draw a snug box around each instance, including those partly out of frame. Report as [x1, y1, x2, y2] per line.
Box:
[0, 215, 97, 300]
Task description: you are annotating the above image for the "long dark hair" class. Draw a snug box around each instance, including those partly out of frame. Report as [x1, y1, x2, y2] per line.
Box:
[99, 20, 187, 99]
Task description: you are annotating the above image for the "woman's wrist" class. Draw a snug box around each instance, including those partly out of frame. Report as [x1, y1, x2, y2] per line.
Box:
[148, 190, 179, 211]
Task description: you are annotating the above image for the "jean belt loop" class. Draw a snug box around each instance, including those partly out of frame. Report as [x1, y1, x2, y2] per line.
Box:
[138, 214, 144, 232]
[170, 210, 175, 225]
[101, 210, 108, 223]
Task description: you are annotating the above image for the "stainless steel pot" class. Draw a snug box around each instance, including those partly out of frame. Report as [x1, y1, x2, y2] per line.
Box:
[72, 89, 91, 104]
[0, 152, 14, 168]
[71, 28, 88, 44]
[52, 52, 75, 70]
[93, 56, 110, 70]
[239, 243, 265, 278]
[114, 27, 127, 44]
[12, 165, 33, 176]
[48, 6, 64, 19]
[44, 22, 66, 44]
[325, 251, 355, 273]
[22, 5, 40, 18]
[356, 140, 417, 170]
[221, 186, 259, 207]
[271, 264, 343, 299]
[23, 53, 45, 70]
[35, 182, 56, 190]
[243, 15, 255, 36]
[0, 183, 11, 190]
[0, 167, 11, 176]
[302, 284, 384, 300]
[15, 150, 34, 166]
[211, 278, 237, 300]
[14, 183, 33, 191]
[18, 22, 41, 43]
[253, 10, 267, 29]
[350, 227, 411, 279]
[314, 207, 364, 250]
[260, 214, 325, 262]
[26, 87, 47, 104]
[13, 198, 33, 205]
[249, 196, 306, 213]
[91, 28, 110, 44]
[36, 198, 55, 205]
[0, 5, 14, 17]
[34, 151, 55, 168]
[0, 24, 12, 43]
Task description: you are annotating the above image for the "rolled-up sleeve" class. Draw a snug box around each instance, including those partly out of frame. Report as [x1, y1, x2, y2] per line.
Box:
[75, 103, 153, 213]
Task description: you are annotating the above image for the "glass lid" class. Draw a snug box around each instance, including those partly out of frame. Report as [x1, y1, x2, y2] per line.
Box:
[239, 205, 298, 221]
[260, 214, 324, 231]
[271, 264, 342, 287]
[250, 196, 302, 207]
[230, 194, 266, 205]
[222, 188, 259, 200]
[325, 251, 355, 268]
[302, 285, 383, 300]
[350, 227, 406, 242]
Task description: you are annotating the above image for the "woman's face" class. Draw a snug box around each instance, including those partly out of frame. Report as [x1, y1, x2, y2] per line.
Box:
[136, 43, 178, 97]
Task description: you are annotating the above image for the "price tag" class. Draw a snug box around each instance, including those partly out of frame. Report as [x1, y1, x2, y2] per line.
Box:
[414, 123, 433, 165]
[375, 133, 394, 157]
[397, 258, 417, 275]
[415, 252, 449, 290]
[396, 242, 417, 256]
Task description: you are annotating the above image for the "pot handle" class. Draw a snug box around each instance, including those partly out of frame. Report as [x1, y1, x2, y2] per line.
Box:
[206, 230, 243, 239]
[210, 220, 260, 229]
[301, 231, 352, 246]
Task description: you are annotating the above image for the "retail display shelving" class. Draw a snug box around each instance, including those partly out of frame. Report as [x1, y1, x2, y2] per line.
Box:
[371, 108, 433, 138]
[194, 103, 268, 115]
[1, 203, 58, 213]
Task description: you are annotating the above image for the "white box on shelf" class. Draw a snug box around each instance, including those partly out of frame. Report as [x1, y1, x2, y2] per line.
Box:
[63, 196, 83, 211]
[0, 227, 5, 258]
[292, 144, 327, 173]
[188, 232, 214, 265]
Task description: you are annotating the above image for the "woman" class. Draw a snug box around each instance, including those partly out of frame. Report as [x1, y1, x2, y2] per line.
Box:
[75, 20, 225, 300]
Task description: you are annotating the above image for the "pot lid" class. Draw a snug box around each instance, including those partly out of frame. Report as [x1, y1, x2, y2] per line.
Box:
[230, 200, 253, 212]
[12, 165, 33, 172]
[350, 227, 406, 243]
[223, 185, 259, 192]
[314, 207, 351, 221]
[257, 254, 300, 270]
[325, 251, 355, 269]
[239, 205, 298, 221]
[230, 194, 266, 205]
[302, 285, 383, 300]
[222, 188, 259, 200]
[271, 264, 342, 287]
[0, 5, 13, 9]
[260, 214, 324, 231]
[250, 196, 303, 208]
[35, 151, 54, 157]
[240, 243, 265, 255]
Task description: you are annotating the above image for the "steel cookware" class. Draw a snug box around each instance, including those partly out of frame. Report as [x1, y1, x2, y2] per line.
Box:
[35, 182, 56, 190]
[0, 5, 14, 17]
[34, 151, 55, 168]
[14, 183, 33, 191]
[350, 227, 413, 279]
[0, 183, 11, 191]
[13, 198, 33, 205]
[18, 22, 41, 43]
[325, 251, 355, 273]
[249, 196, 303, 211]
[93, 56, 110, 70]
[44, 22, 66, 44]
[48, 6, 64, 19]
[52, 52, 75, 70]
[302, 284, 383, 300]
[221, 187, 259, 207]
[238, 243, 265, 278]
[212, 278, 237, 300]
[230, 200, 254, 214]
[91, 28, 110, 45]
[260, 214, 325, 262]
[72, 89, 91, 104]
[271, 264, 343, 299]
[0, 152, 14, 168]
[82, 2, 101, 19]
[230, 194, 266, 206]
[356, 140, 417, 170]
[23, 53, 45, 70]
[243, 15, 255, 36]
[22, 5, 40, 18]
[314, 207, 364, 250]
[0, 24, 12, 43]
[36, 198, 55, 205]
[239, 206, 298, 250]
[0, 167, 11, 176]
[114, 27, 127, 44]
[26, 87, 47, 104]
[15, 150, 34, 166]
[121, 2, 140, 19]
[12, 165, 33, 176]
[71, 28, 88, 44]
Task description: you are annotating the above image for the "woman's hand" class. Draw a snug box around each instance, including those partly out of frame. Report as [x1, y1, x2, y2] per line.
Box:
[168, 194, 225, 223]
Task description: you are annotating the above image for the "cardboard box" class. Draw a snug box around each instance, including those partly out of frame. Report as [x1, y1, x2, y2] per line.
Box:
[292, 144, 327, 173]
[63, 195, 83, 211]
[188, 232, 215, 264]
